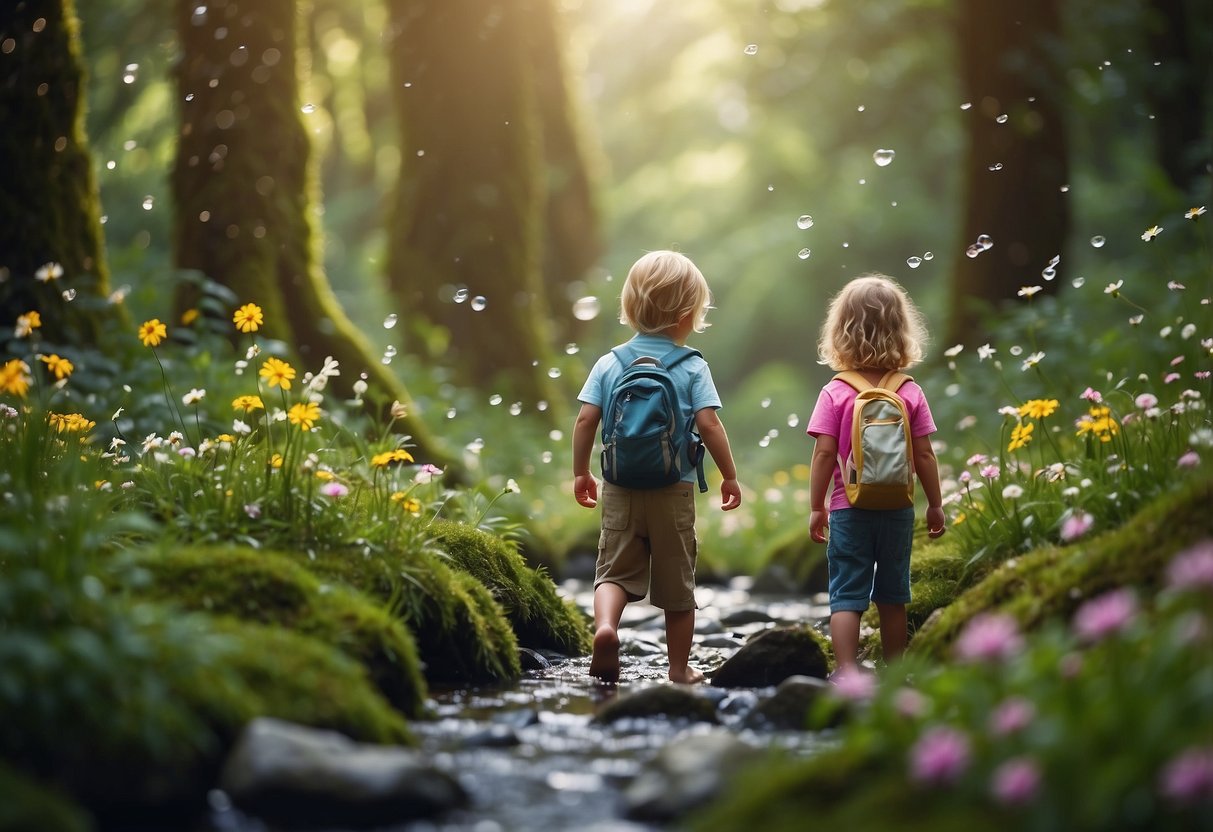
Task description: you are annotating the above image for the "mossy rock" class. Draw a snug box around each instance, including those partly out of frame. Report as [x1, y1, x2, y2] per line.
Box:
[710, 625, 833, 688]
[911, 476, 1213, 661]
[755, 525, 829, 593]
[299, 545, 521, 684]
[431, 520, 592, 656]
[126, 545, 427, 718]
[0, 761, 93, 832]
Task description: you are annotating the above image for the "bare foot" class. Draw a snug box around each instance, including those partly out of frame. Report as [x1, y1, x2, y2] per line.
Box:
[588, 625, 620, 684]
[668, 666, 705, 685]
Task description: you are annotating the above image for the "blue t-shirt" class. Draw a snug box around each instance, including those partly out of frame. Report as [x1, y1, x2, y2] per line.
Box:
[577, 333, 722, 484]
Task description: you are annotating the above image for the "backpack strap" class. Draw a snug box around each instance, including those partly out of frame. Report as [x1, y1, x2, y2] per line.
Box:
[878, 370, 912, 391]
[833, 371, 872, 391]
[834, 370, 913, 392]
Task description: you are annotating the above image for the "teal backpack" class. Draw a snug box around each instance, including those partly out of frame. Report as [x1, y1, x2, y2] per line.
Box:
[601, 343, 708, 492]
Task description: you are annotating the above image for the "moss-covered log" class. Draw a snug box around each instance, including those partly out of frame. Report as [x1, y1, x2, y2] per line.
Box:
[170, 0, 450, 466]
[0, 0, 117, 344]
[431, 520, 592, 656]
[385, 0, 586, 413]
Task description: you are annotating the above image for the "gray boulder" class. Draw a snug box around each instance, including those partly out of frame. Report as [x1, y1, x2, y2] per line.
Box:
[624, 731, 763, 821]
[593, 685, 719, 726]
[710, 625, 830, 688]
[218, 718, 467, 828]
[741, 675, 833, 730]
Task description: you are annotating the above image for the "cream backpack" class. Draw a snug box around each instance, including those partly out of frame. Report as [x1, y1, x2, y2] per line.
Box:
[834, 370, 915, 510]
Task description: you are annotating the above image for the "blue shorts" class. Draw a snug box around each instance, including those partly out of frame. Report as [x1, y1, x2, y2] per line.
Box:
[826, 507, 914, 614]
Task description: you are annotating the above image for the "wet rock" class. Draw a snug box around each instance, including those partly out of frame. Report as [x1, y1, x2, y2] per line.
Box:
[694, 616, 724, 635]
[699, 634, 745, 649]
[717, 690, 760, 717]
[741, 675, 832, 730]
[719, 607, 777, 627]
[518, 647, 551, 671]
[462, 724, 521, 748]
[219, 718, 467, 828]
[749, 563, 800, 595]
[493, 708, 539, 729]
[592, 685, 719, 725]
[623, 731, 763, 821]
[710, 625, 830, 688]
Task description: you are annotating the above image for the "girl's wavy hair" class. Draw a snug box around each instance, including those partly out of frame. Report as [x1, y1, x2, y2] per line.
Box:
[620, 250, 713, 334]
[817, 274, 928, 371]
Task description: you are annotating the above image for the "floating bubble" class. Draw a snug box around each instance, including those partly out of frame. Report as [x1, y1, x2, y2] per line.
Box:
[906, 256, 922, 269]
[797, 248, 811, 260]
[1047, 254, 1060, 267]
[743, 44, 758, 55]
[923, 251, 934, 261]
[141, 196, 154, 211]
[857, 105, 865, 112]
[960, 102, 972, 110]
[873, 149, 895, 166]
[965, 244, 982, 259]
[383, 313, 398, 329]
[767, 184, 774, 192]
[61, 288, 76, 302]
[509, 402, 522, 416]
[122, 63, 139, 84]
[758, 436, 771, 448]
[572, 296, 600, 321]
[787, 414, 800, 428]
[547, 367, 562, 379]
[548, 429, 563, 442]
[470, 295, 487, 311]
[191, 5, 208, 25]
[1072, 276, 1086, 288]
[301, 103, 316, 114]
[1090, 235, 1106, 248]
[489, 394, 503, 406]
[446, 407, 457, 419]
[796, 214, 814, 229]
[996, 113, 1009, 123]
[858, 178, 866, 185]
[1042, 267, 1056, 281]
[381, 345, 397, 365]
[541, 451, 553, 463]
[761, 398, 771, 409]
[1060, 185, 1070, 193]
[564, 343, 579, 355]
[988, 163, 1003, 171]
[453, 288, 469, 303]
[977, 234, 993, 250]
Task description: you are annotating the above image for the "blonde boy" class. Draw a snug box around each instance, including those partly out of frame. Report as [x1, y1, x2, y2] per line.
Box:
[572, 251, 741, 684]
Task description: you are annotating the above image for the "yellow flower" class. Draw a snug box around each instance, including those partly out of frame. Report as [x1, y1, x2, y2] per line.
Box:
[371, 449, 416, 468]
[390, 492, 422, 514]
[40, 353, 73, 380]
[1076, 406, 1119, 443]
[287, 401, 320, 431]
[0, 359, 32, 397]
[48, 412, 95, 433]
[315, 470, 334, 481]
[233, 303, 264, 334]
[260, 357, 295, 390]
[216, 433, 236, 444]
[270, 453, 284, 469]
[139, 319, 167, 347]
[181, 308, 200, 326]
[232, 395, 264, 412]
[952, 512, 966, 525]
[1017, 399, 1059, 420]
[14, 310, 41, 338]
[1007, 421, 1034, 452]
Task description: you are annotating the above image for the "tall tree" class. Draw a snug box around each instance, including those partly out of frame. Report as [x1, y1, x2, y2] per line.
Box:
[946, 0, 1071, 344]
[0, 0, 117, 344]
[384, 0, 599, 413]
[171, 0, 449, 464]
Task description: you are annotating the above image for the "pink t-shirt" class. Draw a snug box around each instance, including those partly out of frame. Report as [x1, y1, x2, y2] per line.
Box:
[807, 377, 937, 512]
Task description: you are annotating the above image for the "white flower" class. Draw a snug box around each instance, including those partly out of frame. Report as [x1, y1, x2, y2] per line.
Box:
[390, 400, 408, 420]
[168, 431, 184, 445]
[244, 503, 262, 519]
[109, 437, 126, 451]
[304, 355, 340, 394]
[198, 439, 215, 454]
[1140, 225, 1163, 241]
[233, 419, 252, 435]
[1021, 351, 1045, 371]
[1181, 323, 1196, 339]
[1129, 315, 1144, 326]
[182, 388, 206, 406]
[245, 344, 262, 359]
[1104, 280, 1123, 296]
[35, 262, 63, 282]
[977, 343, 997, 361]
[1185, 206, 1206, 220]
[944, 344, 964, 358]
[998, 405, 1020, 418]
[505, 478, 521, 494]
[1017, 286, 1042, 298]
[111, 407, 124, 421]
[142, 433, 163, 453]
[1002, 484, 1024, 499]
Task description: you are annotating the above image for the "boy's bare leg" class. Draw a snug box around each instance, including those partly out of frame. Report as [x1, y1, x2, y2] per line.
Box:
[589, 582, 627, 683]
[829, 610, 863, 672]
[875, 602, 907, 663]
[665, 608, 704, 684]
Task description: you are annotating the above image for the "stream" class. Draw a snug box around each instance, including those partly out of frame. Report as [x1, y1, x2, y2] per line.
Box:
[209, 578, 835, 832]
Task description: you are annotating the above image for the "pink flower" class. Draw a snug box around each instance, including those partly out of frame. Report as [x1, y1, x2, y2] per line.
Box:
[989, 696, 1036, 736]
[1060, 511, 1095, 542]
[177, 447, 196, 458]
[244, 503, 261, 519]
[980, 465, 1001, 479]
[1158, 747, 1213, 805]
[909, 726, 971, 785]
[1134, 393, 1158, 409]
[1178, 450, 1200, 468]
[1165, 372, 1181, 384]
[320, 481, 349, 498]
[1080, 387, 1103, 403]
[955, 613, 1024, 663]
[991, 757, 1041, 806]
[414, 463, 444, 484]
[829, 667, 877, 702]
[1167, 541, 1213, 592]
[958, 471, 972, 484]
[1072, 588, 1137, 643]
[1170, 355, 1185, 366]
[894, 688, 928, 719]
[967, 453, 989, 466]
[1196, 371, 1211, 380]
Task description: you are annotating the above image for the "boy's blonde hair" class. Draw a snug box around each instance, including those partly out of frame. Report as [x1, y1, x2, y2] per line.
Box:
[619, 250, 712, 334]
[817, 274, 928, 371]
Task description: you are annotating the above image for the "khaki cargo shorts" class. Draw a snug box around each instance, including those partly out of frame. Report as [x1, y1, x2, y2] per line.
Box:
[595, 481, 698, 611]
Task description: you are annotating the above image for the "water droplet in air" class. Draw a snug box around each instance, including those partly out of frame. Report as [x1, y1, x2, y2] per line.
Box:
[541, 451, 553, 464]
[1009, 345, 1023, 357]
[977, 234, 993, 250]
[796, 214, 814, 229]
[1060, 185, 1070, 193]
[1042, 267, 1056, 281]
[564, 343, 579, 355]
[988, 163, 1003, 171]
[446, 407, 457, 419]
[489, 394, 503, 406]
[123, 64, 139, 84]
[960, 102, 972, 110]
[873, 149, 895, 167]
[761, 398, 772, 409]
[1048, 254, 1061, 267]
[301, 103, 315, 114]
[547, 368, 562, 379]
[1072, 276, 1086, 288]
[453, 288, 469, 303]
[996, 113, 1009, 123]
[572, 296, 600, 321]
[191, 5, 208, 25]
[1090, 235, 1106, 248]
[61, 288, 76, 302]
[106, 160, 116, 170]
[509, 402, 522, 416]
[758, 436, 771, 448]
[383, 313, 398, 329]
[381, 345, 397, 365]
[797, 248, 811, 260]
[470, 295, 487, 311]
[141, 196, 154, 210]
[787, 414, 800, 428]
[743, 44, 758, 55]
[965, 245, 981, 259]
[767, 184, 774, 192]
[906, 256, 922, 269]
[923, 251, 934, 260]
[857, 105, 865, 112]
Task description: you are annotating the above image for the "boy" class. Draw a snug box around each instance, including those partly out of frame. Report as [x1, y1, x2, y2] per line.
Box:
[572, 250, 741, 684]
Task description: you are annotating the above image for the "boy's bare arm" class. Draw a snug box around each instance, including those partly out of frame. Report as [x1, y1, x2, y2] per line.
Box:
[695, 408, 741, 510]
[808, 434, 837, 543]
[572, 404, 601, 508]
[912, 434, 946, 537]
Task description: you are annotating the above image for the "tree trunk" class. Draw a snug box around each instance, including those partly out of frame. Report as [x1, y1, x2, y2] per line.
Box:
[385, 0, 580, 413]
[946, 0, 1071, 345]
[0, 0, 116, 344]
[171, 0, 450, 465]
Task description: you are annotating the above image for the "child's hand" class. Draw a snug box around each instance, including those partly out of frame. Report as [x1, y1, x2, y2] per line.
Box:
[573, 473, 598, 508]
[809, 509, 829, 543]
[926, 505, 946, 538]
[719, 478, 742, 511]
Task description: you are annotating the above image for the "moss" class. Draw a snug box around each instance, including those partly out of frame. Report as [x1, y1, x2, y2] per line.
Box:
[911, 476, 1213, 661]
[127, 546, 427, 718]
[0, 761, 93, 832]
[299, 544, 521, 684]
[756, 524, 829, 592]
[431, 520, 592, 656]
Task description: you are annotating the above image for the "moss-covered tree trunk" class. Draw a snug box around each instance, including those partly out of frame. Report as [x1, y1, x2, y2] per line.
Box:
[945, 0, 1070, 345]
[385, 0, 597, 415]
[171, 0, 449, 465]
[0, 0, 116, 344]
